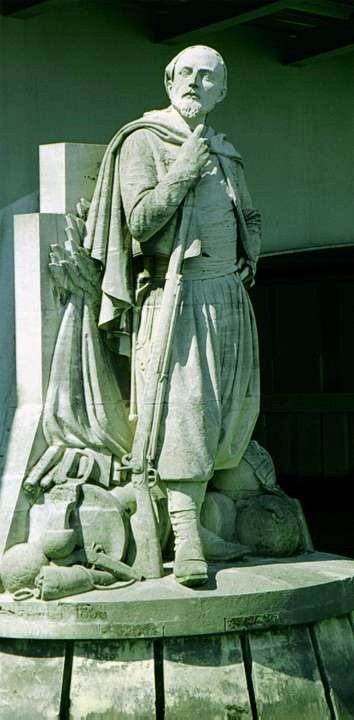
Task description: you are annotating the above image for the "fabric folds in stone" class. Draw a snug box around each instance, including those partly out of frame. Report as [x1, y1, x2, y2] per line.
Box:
[43, 295, 133, 458]
[135, 273, 259, 482]
[83, 106, 253, 331]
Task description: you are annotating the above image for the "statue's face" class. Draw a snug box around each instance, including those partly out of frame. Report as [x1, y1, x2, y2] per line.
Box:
[167, 46, 226, 119]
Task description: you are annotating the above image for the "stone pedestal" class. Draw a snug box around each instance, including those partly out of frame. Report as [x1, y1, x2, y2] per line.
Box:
[2, 143, 354, 718]
[0, 554, 353, 718]
[39, 143, 106, 215]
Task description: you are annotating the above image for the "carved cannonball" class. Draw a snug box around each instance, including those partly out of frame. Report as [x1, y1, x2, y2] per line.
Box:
[235, 495, 300, 557]
[0, 542, 49, 593]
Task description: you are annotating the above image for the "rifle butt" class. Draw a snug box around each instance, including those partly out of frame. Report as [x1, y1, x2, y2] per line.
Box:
[131, 485, 164, 579]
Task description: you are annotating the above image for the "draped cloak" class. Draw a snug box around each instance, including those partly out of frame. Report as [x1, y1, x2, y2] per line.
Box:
[43, 107, 261, 475]
[83, 107, 260, 328]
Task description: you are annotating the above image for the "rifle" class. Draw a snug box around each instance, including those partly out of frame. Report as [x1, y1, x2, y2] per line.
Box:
[122, 191, 195, 579]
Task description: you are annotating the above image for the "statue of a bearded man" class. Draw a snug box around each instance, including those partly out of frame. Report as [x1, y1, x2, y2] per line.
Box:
[42, 45, 262, 588]
[89, 45, 261, 585]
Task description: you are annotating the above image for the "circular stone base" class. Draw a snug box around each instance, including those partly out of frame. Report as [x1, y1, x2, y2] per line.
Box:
[0, 552, 353, 639]
[0, 553, 353, 720]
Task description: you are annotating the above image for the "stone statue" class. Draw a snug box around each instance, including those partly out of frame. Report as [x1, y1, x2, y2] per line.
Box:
[3, 41, 354, 720]
[0, 45, 311, 600]
[84, 43, 262, 587]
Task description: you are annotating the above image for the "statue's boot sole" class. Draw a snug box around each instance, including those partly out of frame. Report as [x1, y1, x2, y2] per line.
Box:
[175, 573, 208, 588]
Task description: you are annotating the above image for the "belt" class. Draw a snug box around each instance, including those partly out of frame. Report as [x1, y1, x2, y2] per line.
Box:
[143, 255, 238, 282]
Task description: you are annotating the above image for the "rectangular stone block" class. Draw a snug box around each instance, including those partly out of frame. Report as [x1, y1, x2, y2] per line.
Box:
[0, 192, 38, 444]
[0, 638, 65, 720]
[163, 633, 251, 720]
[249, 626, 331, 719]
[69, 639, 156, 719]
[40, 143, 106, 214]
[0, 213, 67, 553]
[14, 212, 66, 405]
[313, 615, 354, 719]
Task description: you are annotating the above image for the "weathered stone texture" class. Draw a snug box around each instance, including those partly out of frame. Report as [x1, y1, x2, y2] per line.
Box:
[69, 639, 155, 719]
[163, 634, 251, 720]
[249, 626, 331, 719]
[313, 615, 354, 719]
[40, 143, 106, 214]
[0, 638, 64, 720]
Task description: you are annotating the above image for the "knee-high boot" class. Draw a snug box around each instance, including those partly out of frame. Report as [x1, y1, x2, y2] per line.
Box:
[166, 481, 208, 587]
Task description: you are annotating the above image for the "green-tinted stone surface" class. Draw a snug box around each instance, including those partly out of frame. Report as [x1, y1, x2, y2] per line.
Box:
[0, 638, 65, 720]
[249, 626, 331, 719]
[313, 615, 354, 719]
[69, 639, 155, 720]
[163, 633, 251, 720]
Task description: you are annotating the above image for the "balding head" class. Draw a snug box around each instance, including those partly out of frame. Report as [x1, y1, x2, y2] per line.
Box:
[164, 45, 227, 122]
[165, 45, 227, 97]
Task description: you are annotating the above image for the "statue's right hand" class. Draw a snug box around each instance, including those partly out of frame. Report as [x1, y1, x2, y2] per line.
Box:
[179, 124, 210, 176]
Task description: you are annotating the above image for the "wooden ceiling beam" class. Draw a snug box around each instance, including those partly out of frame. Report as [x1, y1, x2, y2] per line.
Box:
[1, 0, 77, 18]
[288, 1, 353, 21]
[154, 0, 294, 44]
[286, 27, 354, 64]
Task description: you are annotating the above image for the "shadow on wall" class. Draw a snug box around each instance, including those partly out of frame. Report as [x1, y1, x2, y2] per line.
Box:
[0, 192, 39, 459]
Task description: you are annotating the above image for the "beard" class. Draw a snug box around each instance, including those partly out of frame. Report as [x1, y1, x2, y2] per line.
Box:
[172, 96, 203, 119]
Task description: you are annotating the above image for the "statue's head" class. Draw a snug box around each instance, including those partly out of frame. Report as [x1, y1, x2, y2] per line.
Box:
[164, 45, 227, 121]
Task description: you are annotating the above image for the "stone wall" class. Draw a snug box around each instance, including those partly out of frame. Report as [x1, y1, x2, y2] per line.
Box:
[1, 3, 354, 250]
